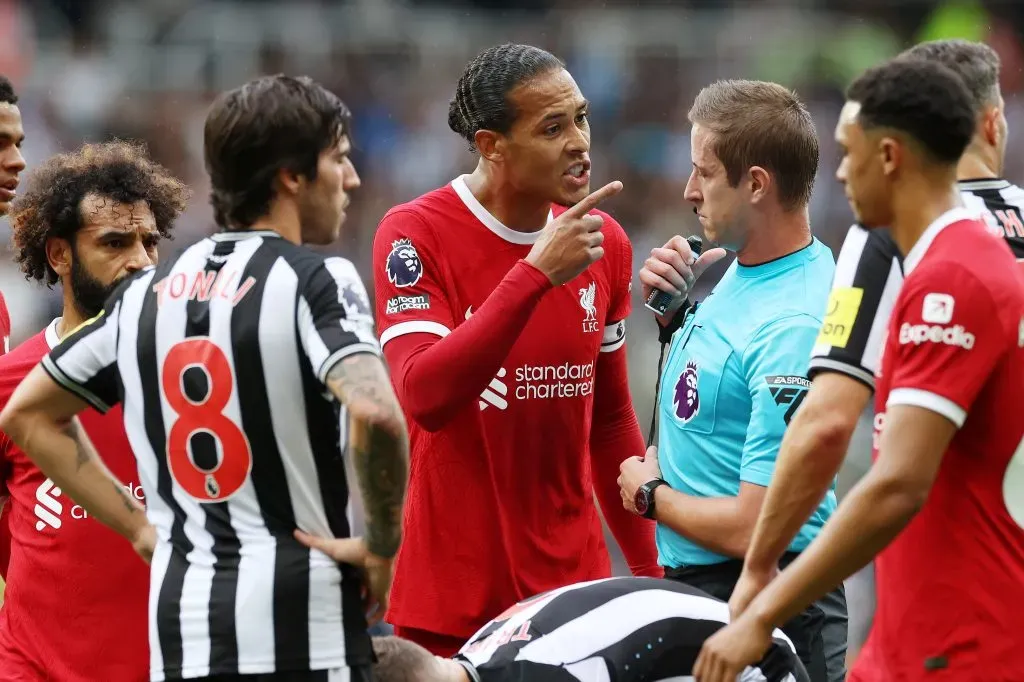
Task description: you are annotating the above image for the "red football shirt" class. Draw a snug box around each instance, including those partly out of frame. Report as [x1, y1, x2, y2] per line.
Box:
[0, 290, 13, 576]
[373, 176, 636, 637]
[853, 209, 1024, 681]
[0, 320, 149, 682]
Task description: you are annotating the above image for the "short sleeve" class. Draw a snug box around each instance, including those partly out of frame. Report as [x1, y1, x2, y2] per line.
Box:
[740, 316, 821, 486]
[809, 225, 903, 390]
[298, 257, 381, 385]
[601, 216, 632, 353]
[372, 209, 456, 348]
[886, 265, 1007, 428]
[40, 300, 122, 414]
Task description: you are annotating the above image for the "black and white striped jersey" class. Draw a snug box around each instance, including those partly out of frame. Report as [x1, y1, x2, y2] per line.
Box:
[40, 230, 379, 681]
[809, 178, 1024, 389]
[453, 577, 808, 682]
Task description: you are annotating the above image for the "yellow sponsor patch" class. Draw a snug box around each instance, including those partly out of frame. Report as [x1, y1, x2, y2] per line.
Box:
[816, 287, 863, 349]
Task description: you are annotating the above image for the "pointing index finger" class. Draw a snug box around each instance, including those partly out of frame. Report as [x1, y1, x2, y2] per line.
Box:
[564, 180, 623, 219]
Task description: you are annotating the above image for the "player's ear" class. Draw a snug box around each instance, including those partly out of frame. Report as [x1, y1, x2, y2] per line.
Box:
[982, 104, 1000, 147]
[879, 136, 901, 177]
[475, 129, 504, 163]
[45, 236, 73, 280]
[275, 166, 303, 197]
[748, 166, 771, 205]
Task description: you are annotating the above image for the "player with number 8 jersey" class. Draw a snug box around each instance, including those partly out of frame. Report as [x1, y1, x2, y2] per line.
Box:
[0, 76, 410, 682]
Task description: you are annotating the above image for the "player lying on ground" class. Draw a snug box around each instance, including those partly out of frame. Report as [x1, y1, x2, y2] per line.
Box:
[296, 534, 809, 682]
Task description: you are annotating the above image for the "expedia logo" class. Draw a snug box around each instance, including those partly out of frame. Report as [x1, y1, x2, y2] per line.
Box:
[899, 322, 975, 350]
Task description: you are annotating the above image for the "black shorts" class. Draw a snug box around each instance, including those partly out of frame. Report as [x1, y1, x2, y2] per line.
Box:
[195, 667, 373, 682]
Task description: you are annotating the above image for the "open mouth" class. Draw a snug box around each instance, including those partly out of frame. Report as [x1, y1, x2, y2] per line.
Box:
[564, 160, 591, 186]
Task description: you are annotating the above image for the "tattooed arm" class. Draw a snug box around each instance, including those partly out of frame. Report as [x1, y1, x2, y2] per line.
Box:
[0, 365, 154, 560]
[326, 353, 410, 559]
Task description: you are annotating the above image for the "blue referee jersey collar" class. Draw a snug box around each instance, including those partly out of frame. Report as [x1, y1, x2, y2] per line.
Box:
[734, 237, 818, 278]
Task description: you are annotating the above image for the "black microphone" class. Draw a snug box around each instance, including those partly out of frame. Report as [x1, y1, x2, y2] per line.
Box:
[644, 235, 703, 315]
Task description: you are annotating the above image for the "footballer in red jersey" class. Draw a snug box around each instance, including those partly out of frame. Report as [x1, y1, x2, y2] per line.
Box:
[373, 44, 658, 655]
[0, 73, 27, 584]
[0, 141, 187, 681]
[696, 58, 1024, 682]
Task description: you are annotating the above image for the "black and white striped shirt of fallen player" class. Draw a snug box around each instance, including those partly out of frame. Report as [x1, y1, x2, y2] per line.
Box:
[810, 177, 1024, 388]
[368, 577, 810, 682]
[0, 75, 409, 682]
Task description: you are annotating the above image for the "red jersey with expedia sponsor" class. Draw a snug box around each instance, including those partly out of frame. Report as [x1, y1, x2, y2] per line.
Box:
[0, 320, 149, 682]
[854, 209, 1024, 682]
[373, 175, 634, 637]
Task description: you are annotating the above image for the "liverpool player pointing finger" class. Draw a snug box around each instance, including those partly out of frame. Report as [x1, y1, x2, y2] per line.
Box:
[373, 43, 659, 655]
[696, 58, 1024, 682]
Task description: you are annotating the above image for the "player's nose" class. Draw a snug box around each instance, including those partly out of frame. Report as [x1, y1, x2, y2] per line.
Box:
[683, 171, 701, 204]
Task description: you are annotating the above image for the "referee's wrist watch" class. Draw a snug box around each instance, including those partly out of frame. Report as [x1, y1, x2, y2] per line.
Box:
[634, 479, 669, 519]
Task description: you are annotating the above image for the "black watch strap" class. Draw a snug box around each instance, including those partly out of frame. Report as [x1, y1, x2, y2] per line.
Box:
[642, 479, 669, 519]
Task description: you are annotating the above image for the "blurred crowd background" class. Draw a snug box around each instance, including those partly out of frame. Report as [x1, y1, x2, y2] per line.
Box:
[2, 0, 1022, 653]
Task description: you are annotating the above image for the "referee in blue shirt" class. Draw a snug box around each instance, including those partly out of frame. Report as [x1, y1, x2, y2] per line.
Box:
[618, 80, 847, 682]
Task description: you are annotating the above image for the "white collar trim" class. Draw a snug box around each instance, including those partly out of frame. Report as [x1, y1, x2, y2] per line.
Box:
[450, 175, 551, 245]
[903, 207, 976, 275]
[45, 318, 61, 350]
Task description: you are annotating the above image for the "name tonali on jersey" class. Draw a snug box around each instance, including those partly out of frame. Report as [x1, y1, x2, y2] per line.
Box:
[151, 267, 257, 306]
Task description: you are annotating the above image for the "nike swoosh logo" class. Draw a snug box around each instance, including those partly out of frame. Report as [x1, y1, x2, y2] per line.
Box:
[465, 306, 473, 320]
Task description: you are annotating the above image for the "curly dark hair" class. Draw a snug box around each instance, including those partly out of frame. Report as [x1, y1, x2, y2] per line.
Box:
[9, 140, 190, 286]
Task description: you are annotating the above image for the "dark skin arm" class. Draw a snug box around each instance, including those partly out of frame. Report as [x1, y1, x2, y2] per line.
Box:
[0, 365, 154, 561]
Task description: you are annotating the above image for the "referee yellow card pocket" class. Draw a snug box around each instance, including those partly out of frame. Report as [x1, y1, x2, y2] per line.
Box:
[817, 286, 864, 349]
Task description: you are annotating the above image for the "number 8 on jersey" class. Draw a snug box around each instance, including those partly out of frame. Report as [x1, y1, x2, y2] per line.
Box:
[161, 337, 253, 501]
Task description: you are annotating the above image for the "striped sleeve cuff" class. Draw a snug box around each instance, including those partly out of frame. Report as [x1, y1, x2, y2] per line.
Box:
[807, 356, 876, 391]
[887, 388, 967, 428]
[316, 342, 382, 385]
[40, 356, 113, 414]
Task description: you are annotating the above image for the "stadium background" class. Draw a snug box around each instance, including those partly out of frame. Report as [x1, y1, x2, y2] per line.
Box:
[0, 0, 1021, 657]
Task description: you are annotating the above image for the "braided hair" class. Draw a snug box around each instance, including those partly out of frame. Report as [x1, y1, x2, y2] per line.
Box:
[448, 44, 564, 152]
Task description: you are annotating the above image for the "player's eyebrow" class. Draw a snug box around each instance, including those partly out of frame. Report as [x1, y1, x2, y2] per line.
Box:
[539, 100, 589, 124]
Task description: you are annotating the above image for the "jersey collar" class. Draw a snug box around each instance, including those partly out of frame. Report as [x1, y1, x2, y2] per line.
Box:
[903, 207, 976, 275]
[45, 318, 61, 350]
[211, 230, 283, 241]
[957, 178, 1010, 191]
[450, 175, 551, 245]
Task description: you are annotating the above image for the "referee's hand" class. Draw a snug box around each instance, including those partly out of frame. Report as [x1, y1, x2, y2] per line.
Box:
[294, 530, 393, 626]
[640, 236, 728, 322]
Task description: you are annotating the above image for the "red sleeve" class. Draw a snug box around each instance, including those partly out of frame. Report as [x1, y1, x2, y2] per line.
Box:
[589, 340, 660, 576]
[373, 209, 553, 431]
[886, 264, 1007, 427]
[0, 292, 10, 356]
[0, 434, 11, 580]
